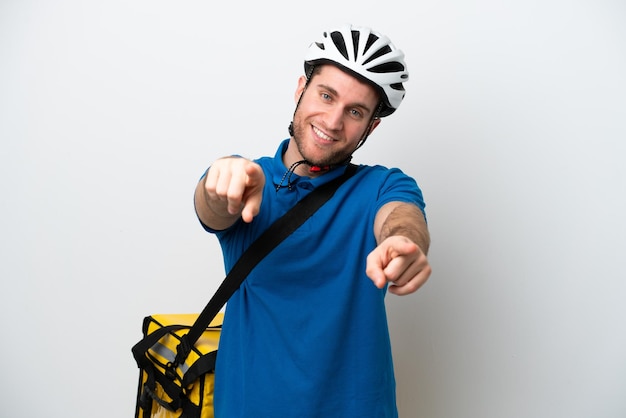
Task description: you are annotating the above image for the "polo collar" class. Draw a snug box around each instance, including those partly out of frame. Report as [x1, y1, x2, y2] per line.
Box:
[269, 139, 351, 191]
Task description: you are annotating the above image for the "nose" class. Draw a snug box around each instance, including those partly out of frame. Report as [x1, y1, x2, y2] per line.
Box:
[324, 106, 344, 131]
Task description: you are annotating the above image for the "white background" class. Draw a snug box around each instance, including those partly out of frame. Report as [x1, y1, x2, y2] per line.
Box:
[1, 1, 625, 417]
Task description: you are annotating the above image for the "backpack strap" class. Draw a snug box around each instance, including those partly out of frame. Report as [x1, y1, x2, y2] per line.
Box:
[174, 163, 358, 364]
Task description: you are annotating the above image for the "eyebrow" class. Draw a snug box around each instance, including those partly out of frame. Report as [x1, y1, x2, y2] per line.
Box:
[316, 83, 374, 115]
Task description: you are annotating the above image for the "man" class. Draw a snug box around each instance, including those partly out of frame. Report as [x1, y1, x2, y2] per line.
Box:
[194, 24, 431, 417]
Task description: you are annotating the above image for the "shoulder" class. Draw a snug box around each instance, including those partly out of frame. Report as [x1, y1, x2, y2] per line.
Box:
[355, 164, 414, 181]
[352, 164, 426, 213]
[353, 164, 422, 194]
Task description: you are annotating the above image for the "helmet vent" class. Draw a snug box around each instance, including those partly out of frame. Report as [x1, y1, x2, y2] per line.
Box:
[330, 31, 349, 61]
[351, 30, 360, 60]
[369, 61, 405, 74]
[363, 45, 393, 66]
[389, 82, 406, 92]
[363, 33, 379, 55]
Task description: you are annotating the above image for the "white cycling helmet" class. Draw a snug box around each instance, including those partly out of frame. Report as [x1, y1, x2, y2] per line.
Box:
[304, 24, 409, 117]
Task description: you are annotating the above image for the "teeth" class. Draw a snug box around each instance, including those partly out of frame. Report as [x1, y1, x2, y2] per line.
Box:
[313, 126, 334, 141]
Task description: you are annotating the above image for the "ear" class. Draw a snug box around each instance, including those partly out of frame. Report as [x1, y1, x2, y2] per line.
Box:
[368, 118, 382, 135]
[294, 75, 307, 103]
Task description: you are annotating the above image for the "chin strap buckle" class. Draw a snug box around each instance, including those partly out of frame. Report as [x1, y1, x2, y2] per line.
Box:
[309, 165, 330, 173]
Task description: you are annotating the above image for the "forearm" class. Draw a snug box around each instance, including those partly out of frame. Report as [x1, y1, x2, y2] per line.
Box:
[375, 202, 430, 254]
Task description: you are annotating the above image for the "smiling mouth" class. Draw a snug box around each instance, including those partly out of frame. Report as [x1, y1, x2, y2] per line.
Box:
[312, 125, 336, 142]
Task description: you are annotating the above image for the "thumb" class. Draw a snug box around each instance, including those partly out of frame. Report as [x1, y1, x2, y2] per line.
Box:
[370, 269, 387, 289]
[366, 249, 390, 289]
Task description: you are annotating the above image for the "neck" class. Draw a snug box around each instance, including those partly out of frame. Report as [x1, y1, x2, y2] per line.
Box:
[282, 139, 320, 177]
[283, 139, 352, 178]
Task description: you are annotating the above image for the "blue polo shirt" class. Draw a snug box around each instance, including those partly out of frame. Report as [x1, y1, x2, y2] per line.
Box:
[206, 139, 425, 418]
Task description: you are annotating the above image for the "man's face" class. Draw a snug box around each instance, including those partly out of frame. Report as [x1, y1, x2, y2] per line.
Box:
[291, 65, 381, 167]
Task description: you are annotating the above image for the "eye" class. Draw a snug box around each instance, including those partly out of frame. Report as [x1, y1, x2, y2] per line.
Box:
[321, 92, 332, 101]
[350, 108, 363, 119]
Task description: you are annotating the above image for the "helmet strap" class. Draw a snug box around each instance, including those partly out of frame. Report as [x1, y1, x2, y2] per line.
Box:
[354, 101, 383, 151]
[288, 65, 315, 137]
[286, 67, 382, 169]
